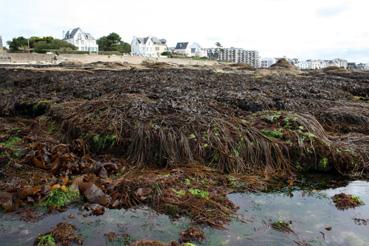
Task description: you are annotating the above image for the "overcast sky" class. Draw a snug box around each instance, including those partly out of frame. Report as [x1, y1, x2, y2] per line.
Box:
[1, 0, 368, 62]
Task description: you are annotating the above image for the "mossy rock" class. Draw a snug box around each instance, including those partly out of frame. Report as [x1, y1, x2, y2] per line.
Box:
[14, 100, 50, 117]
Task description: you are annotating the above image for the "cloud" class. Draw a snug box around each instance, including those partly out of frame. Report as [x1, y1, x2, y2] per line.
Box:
[313, 47, 369, 63]
[317, 2, 350, 17]
[0, 0, 368, 63]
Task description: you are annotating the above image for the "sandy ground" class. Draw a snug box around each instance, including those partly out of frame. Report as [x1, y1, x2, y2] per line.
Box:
[0, 53, 218, 66]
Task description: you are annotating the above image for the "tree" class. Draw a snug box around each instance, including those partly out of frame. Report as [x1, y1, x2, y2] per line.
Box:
[97, 33, 131, 53]
[33, 39, 77, 53]
[7, 37, 28, 51]
[7, 36, 77, 53]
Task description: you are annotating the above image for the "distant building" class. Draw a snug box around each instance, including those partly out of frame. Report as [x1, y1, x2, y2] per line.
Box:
[347, 63, 357, 70]
[327, 58, 348, 69]
[296, 58, 348, 70]
[63, 27, 98, 52]
[0, 36, 3, 52]
[347, 62, 369, 71]
[131, 36, 168, 57]
[357, 63, 369, 71]
[260, 58, 277, 68]
[174, 42, 207, 57]
[297, 60, 324, 70]
[207, 48, 260, 67]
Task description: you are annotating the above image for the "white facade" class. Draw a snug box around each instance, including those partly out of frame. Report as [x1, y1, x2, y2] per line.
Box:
[296, 58, 348, 70]
[131, 36, 167, 57]
[174, 42, 207, 57]
[63, 28, 98, 52]
[329, 58, 348, 69]
[207, 48, 260, 68]
[260, 58, 277, 68]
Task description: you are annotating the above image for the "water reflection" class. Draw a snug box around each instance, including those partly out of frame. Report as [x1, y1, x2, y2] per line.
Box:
[0, 181, 368, 246]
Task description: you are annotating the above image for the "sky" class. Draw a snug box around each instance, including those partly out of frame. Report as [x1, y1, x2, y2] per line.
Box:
[1, 0, 369, 62]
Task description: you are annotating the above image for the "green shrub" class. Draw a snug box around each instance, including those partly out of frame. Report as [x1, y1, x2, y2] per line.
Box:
[37, 234, 56, 246]
[189, 188, 209, 199]
[42, 187, 80, 208]
[261, 129, 283, 139]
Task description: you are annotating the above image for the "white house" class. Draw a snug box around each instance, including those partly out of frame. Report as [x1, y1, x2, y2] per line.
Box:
[131, 36, 167, 57]
[63, 27, 98, 52]
[174, 42, 207, 57]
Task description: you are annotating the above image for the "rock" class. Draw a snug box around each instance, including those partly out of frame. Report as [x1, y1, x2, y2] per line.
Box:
[98, 167, 108, 178]
[179, 226, 205, 243]
[79, 182, 111, 206]
[105, 232, 117, 242]
[0, 191, 14, 212]
[135, 188, 152, 201]
[130, 240, 179, 246]
[0, 156, 10, 166]
[103, 162, 118, 172]
[88, 204, 105, 216]
[17, 186, 41, 200]
[35, 223, 83, 246]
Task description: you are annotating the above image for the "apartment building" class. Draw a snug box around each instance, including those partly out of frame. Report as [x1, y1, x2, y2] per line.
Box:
[207, 48, 260, 67]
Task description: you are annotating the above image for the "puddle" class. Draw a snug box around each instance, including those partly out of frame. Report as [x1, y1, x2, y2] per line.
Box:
[0, 207, 190, 245]
[205, 180, 369, 246]
[1, 181, 369, 245]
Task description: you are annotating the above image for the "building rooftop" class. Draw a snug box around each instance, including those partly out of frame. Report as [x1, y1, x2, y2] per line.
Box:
[136, 37, 166, 45]
[175, 42, 189, 50]
[64, 27, 95, 40]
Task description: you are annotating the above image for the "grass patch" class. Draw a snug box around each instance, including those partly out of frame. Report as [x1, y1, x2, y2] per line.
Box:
[47, 121, 58, 134]
[271, 220, 293, 233]
[0, 136, 22, 149]
[320, 157, 329, 170]
[37, 234, 56, 246]
[172, 189, 186, 197]
[184, 178, 192, 186]
[33, 100, 51, 112]
[90, 134, 117, 152]
[227, 175, 244, 189]
[0, 136, 23, 159]
[263, 112, 282, 123]
[41, 186, 80, 209]
[261, 129, 283, 139]
[352, 96, 369, 103]
[188, 188, 209, 199]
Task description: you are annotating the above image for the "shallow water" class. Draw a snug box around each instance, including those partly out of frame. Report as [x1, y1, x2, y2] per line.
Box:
[1, 181, 369, 246]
